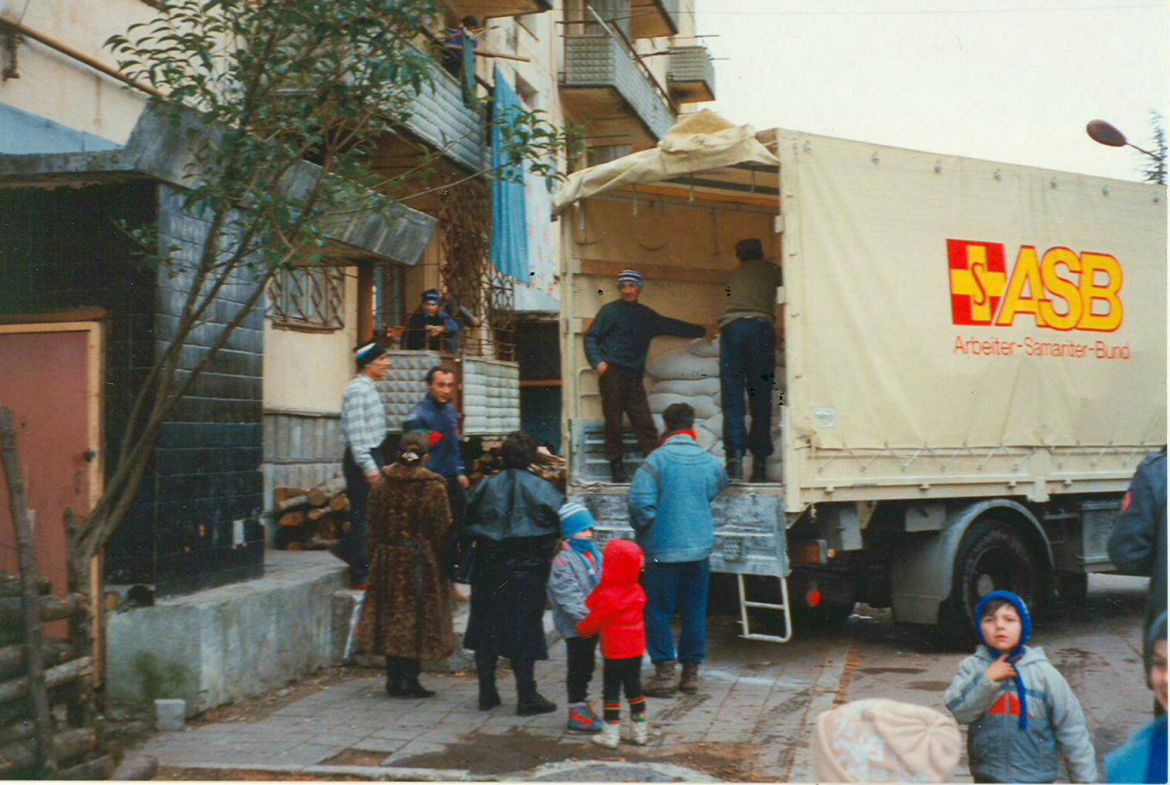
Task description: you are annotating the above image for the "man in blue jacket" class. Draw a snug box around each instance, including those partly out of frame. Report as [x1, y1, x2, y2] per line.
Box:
[404, 366, 470, 575]
[628, 402, 729, 697]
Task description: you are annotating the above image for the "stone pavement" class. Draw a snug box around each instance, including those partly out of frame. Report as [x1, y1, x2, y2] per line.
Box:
[132, 607, 832, 781]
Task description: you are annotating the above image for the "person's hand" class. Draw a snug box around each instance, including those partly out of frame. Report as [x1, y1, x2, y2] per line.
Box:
[596, 361, 609, 376]
[986, 655, 1017, 682]
[427, 325, 444, 336]
[365, 472, 382, 486]
[457, 474, 470, 489]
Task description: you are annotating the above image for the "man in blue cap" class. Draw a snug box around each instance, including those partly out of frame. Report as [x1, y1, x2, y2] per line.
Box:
[585, 269, 707, 483]
[405, 289, 461, 352]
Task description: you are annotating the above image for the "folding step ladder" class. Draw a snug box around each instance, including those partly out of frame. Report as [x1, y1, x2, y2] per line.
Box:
[736, 572, 793, 643]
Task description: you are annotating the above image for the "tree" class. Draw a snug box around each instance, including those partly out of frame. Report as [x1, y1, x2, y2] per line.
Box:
[1141, 111, 1166, 186]
[70, 0, 573, 594]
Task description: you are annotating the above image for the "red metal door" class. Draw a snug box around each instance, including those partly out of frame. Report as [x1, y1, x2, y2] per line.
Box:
[0, 324, 102, 597]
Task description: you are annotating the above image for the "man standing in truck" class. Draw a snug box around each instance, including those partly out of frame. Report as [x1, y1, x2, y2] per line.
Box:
[585, 269, 707, 483]
[718, 238, 784, 482]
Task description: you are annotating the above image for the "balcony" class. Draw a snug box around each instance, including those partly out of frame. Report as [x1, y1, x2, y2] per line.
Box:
[397, 56, 485, 173]
[667, 45, 715, 104]
[630, 0, 679, 39]
[440, 0, 551, 21]
[561, 34, 675, 149]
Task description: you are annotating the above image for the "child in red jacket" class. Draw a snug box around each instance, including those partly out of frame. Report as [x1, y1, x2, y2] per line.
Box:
[578, 538, 649, 748]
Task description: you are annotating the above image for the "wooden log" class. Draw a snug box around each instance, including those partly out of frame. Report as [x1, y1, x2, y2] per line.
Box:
[329, 494, 350, 513]
[0, 578, 50, 598]
[306, 487, 329, 507]
[0, 698, 29, 726]
[307, 477, 347, 507]
[307, 507, 331, 522]
[0, 657, 93, 706]
[0, 727, 96, 776]
[0, 594, 86, 626]
[274, 486, 310, 503]
[0, 720, 32, 747]
[0, 408, 56, 777]
[303, 535, 340, 551]
[277, 510, 307, 528]
[0, 641, 73, 681]
[275, 494, 309, 514]
[57, 752, 113, 780]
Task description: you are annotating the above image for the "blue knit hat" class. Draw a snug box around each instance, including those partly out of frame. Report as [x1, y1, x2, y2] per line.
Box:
[975, 590, 1033, 729]
[558, 502, 596, 538]
[617, 269, 644, 289]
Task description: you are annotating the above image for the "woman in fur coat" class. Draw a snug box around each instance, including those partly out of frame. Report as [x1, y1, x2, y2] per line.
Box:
[358, 430, 455, 698]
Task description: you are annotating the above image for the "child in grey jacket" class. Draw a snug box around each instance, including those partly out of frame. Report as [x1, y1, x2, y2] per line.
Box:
[944, 590, 1097, 783]
[547, 503, 603, 733]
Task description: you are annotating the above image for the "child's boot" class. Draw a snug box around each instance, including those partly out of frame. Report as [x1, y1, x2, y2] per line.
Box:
[592, 720, 621, 748]
[625, 715, 650, 746]
[567, 701, 601, 733]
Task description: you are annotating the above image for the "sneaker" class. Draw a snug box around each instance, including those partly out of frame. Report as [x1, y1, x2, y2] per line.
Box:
[625, 716, 650, 746]
[592, 721, 620, 749]
[567, 702, 601, 733]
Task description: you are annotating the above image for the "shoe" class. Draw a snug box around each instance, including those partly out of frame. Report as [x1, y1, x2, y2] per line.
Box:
[643, 661, 678, 697]
[610, 460, 628, 483]
[385, 681, 408, 697]
[385, 657, 406, 697]
[478, 685, 502, 711]
[517, 692, 557, 716]
[567, 702, 602, 733]
[749, 457, 768, 483]
[679, 663, 700, 694]
[592, 721, 620, 749]
[725, 452, 743, 481]
[624, 716, 650, 746]
[402, 679, 436, 698]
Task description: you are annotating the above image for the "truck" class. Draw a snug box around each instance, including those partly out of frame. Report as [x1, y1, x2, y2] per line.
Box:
[553, 110, 1167, 645]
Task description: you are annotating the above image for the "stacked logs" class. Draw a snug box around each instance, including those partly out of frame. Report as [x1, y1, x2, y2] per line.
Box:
[0, 574, 105, 779]
[468, 442, 567, 490]
[273, 477, 350, 550]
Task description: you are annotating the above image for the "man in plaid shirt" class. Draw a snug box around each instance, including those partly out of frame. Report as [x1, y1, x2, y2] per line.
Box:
[338, 341, 392, 586]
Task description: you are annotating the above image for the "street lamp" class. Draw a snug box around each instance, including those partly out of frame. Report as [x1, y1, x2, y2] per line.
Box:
[1086, 119, 1160, 161]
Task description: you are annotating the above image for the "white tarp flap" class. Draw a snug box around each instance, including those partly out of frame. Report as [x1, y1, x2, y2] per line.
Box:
[784, 133, 1167, 452]
[553, 110, 780, 211]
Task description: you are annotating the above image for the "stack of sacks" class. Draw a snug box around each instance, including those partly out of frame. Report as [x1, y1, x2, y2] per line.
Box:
[645, 338, 785, 478]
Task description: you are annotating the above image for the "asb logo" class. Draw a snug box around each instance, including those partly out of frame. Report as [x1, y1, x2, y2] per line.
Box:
[947, 239, 1124, 332]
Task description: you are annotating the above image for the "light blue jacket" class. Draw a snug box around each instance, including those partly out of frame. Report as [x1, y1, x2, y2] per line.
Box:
[945, 644, 1098, 783]
[1106, 715, 1167, 783]
[547, 541, 600, 639]
[627, 434, 729, 563]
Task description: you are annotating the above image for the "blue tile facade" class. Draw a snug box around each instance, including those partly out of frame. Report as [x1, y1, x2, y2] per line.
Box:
[0, 181, 265, 596]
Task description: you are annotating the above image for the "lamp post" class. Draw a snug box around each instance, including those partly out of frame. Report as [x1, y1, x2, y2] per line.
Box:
[1086, 119, 1160, 160]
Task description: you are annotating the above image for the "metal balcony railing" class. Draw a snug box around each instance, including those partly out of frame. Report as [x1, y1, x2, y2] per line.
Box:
[401, 53, 485, 172]
[667, 45, 715, 103]
[562, 33, 675, 142]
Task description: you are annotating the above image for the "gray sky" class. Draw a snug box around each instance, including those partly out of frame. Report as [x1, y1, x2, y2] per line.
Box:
[697, 0, 1169, 182]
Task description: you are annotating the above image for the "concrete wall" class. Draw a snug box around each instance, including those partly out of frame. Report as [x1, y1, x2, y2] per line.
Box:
[0, 0, 151, 150]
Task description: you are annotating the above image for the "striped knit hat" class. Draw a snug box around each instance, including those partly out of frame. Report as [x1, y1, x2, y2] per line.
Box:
[617, 269, 644, 289]
[558, 502, 596, 538]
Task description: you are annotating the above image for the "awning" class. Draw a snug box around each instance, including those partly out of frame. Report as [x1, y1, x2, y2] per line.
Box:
[553, 109, 779, 213]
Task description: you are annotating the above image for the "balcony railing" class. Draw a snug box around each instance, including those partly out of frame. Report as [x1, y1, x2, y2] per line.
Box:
[667, 45, 715, 103]
[401, 55, 485, 172]
[562, 33, 675, 146]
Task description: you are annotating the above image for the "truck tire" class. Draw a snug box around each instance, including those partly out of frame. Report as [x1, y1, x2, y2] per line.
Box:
[940, 519, 1041, 648]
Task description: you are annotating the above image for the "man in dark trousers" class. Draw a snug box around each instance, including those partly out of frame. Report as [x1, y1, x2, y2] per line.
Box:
[1109, 447, 1168, 710]
[585, 269, 706, 483]
[404, 366, 470, 575]
[719, 238, 784, 482]
[338, 341, 392, 586]
[404, 289, 461, 352]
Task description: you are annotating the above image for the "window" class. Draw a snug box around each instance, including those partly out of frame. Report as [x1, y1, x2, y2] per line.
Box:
[269, 266, 345, 330]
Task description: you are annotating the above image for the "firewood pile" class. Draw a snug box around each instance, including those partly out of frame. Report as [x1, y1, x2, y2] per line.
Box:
[0, 573, 106, 779]
[273, 477, 350, 551]
[469, 442, 567, 490]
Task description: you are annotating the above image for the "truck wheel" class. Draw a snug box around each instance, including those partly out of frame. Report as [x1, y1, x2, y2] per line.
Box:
[940, 519, 1040, 648]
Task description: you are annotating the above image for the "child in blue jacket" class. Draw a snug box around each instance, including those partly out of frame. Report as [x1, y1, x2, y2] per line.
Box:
[944, 590, 1097, 783]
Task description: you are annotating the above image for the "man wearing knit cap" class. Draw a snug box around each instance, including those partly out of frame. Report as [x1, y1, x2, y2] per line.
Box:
[338, 341, 392, 586]
[585, 268, 707, 482]
[404, 289, 462, 352]
[811, 699, 961, 783]
[719, 238, 784, 482]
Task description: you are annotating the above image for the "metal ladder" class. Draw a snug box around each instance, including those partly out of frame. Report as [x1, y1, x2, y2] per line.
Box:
[736, 572, 793, 643]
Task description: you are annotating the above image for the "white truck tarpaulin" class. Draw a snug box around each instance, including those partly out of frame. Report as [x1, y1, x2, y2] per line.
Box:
[553, 110, 779, 212]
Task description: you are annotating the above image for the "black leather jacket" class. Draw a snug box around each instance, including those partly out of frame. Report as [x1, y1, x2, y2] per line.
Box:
[464, 469, 563, 541]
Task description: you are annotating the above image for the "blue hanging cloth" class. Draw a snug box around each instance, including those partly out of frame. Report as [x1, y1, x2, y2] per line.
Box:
[490, 65, 529, 281]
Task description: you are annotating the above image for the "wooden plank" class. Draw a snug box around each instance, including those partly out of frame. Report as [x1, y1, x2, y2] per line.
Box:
[579, 258, 730, 285]
[0, 657, 93, 706]
[0, 594, 85, 626]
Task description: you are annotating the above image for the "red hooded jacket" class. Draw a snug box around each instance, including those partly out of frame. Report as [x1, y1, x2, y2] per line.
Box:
[577, 539, 647, 659]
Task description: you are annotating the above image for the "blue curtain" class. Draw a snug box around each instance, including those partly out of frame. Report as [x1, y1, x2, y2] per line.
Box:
[491, 66, 529, 280]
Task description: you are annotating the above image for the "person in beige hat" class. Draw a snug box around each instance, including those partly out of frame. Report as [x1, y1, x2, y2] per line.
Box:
[811, 698, 961, 783]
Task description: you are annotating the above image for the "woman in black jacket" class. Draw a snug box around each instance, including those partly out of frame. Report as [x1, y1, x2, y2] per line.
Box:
[463, 431, 563, 715]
